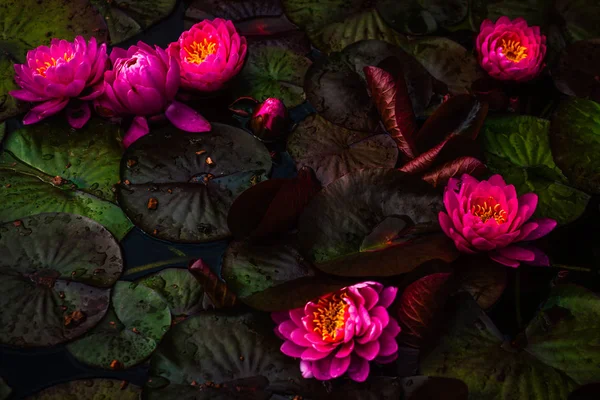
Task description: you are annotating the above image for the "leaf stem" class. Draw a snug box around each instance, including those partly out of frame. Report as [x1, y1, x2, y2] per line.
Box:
[123, 257, 193, 277]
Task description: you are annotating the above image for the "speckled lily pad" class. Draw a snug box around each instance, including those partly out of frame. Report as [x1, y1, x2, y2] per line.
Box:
[0, 212, 122, 347]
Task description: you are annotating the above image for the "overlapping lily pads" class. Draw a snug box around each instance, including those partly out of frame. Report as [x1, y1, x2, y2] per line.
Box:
[0, 212, 122, 347]
[26, 379, 140, 399]
[483, 115, 590, 224]
[148, 312, 312, 398]
[297, 168, 459, 276]
[67, 281, 171, 369]
[0, 117, 132, 239]
[117, 123, 271, 243]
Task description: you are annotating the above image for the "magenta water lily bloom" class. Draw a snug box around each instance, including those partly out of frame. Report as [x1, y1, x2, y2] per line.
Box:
[167, 18, 247, 92]
[272, 282, 400, 382]
[439, 174, 557, 267]
[476, 17, 547, 82]
[10, 36, 108, 129]
[94, 42, 210, 148]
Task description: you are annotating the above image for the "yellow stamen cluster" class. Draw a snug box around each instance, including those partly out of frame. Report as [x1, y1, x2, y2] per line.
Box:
[313, 293, 348, 342]
[501, 39, 527, 62]
[185, 38, 217, 64]
[471, 199, 507, 224]
[35, 52, 74, 77]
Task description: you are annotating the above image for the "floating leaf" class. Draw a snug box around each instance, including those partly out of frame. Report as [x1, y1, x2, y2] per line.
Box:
[0, 117, 132, 239]
[0, 213, 122, 347]
[483, 115, 590, 224]
[222, 236, 347, 311]
[26, 379, 140, 400]
[552, 39, 600, 103]
[554, 0, 600, 43]
[140, 268, 209, 318]
[228, 166, 321, 240]
[396, 273, 453, 348]
[188, 259, 237, 309]
[297, 168, 459, 276]
[67, 281, 171, 369]
[0, 54, 26, 122]
[287, 115, 398, 186]
[550, 97, 600, 195]
[454, 255, 508, 310]
[117, 123, 271, 243]
[234, 46, 312, 107]
[149, 312, 312, 397]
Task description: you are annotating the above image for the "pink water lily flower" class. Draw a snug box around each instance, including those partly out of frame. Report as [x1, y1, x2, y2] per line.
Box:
[272, 282, 400, 382]
[10, 36, 108, 128]
[476, 17, 547, 82]
[94, 42, 210, 148]
[439, 174, 557, 267]
[167, 18, 247, 92]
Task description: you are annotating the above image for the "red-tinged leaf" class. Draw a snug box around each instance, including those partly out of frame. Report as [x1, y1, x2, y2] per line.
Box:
[422, 156, 488, 188]
[400, 136, 454, 175]
[228, 166, 321, 240]
[415, 94, 489, 153]
[396, 273, 454, 349]
[188, 259, 237, 309]
[364, 65, 418, 159]
[229, 96, 259, 117]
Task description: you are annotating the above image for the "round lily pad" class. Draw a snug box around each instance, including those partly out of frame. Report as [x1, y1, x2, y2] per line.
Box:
[67, 281, 171, 369]
[553, 39, 600, 103]
[26, 379, 140, 399]
[550, 97, 600, 194]
[0, 117, 132, 240]
[117, 123, 271, 243]
[139, 268, 208, 317]
[0, 212, 122, 347]
[287, 114, 398, 186]
[297, 168, 459, 276]
[222, 236, 347, 311]
[149, 312, 309, 397]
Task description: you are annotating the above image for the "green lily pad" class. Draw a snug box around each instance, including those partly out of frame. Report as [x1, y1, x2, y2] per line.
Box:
[222, 236, 347, 311]
[421, 295, 577, 400]
[90, 0, 177, 44]
[67, 281, 171, 369]
[483, 115, 590, 224]
[0, 212, 122, 347]
[26, 379, 141, 399]
[0, 54, 26, 123]
[0, 117, 132, 239]
[0, 377, 11, 400]
[400, 37, 484, 94]
[550, 97, 600, 195]
[139, 268, 209, 318]
[297, 168, 459, 276]
[148, 312, 310, 397]
[117, 123, 271, 243]
[554, 0, 600, 43]
[288, 115, 398, 186]
[234, 46, 312, 107]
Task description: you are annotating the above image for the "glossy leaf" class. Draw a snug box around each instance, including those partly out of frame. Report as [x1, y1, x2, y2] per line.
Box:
[228, 166, 321, 240]
[552, 39, 600, 103]
[117, 123, 271, 243]
[396, 273, 453, 348]
[364, 65, 417, 159]
[422, 156, 488, 188]
[550, 97, 600, 194]
[0, 117, 132, 239]
[484, 115, 590, 224]
[287, 114, 398, 186]
[222, 236, 347, 311]
[67, 281, 171, 369]
[25, 379, 140, 400]
[297, 168, 459, 276]
[188, 259, 237, 309]
[0, 213, 122, 347]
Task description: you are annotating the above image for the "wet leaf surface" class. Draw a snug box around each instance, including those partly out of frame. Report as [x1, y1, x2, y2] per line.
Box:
[0, 213, 122, 347]
[117, 123, 271, 243]
[25, 379, 141, 399]
[287, 114, 397, 186]
[297, 168, 459, 276]
[67, 281, 171, 369]
[0, 117, 132, 239]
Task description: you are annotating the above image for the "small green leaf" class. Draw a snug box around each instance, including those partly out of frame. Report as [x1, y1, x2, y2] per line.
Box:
[25, 379, 140, 399]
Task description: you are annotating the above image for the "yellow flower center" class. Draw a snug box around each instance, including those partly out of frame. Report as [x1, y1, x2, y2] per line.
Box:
[312, 293, 348, 343]
[501, 39, 527, 63]
[471, 197, 507, 224]
[185, 38, 217, 64]
[35, 52, 75, 77]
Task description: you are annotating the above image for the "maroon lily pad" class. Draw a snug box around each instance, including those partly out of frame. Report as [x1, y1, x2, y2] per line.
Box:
[227, 166, 321, 240]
